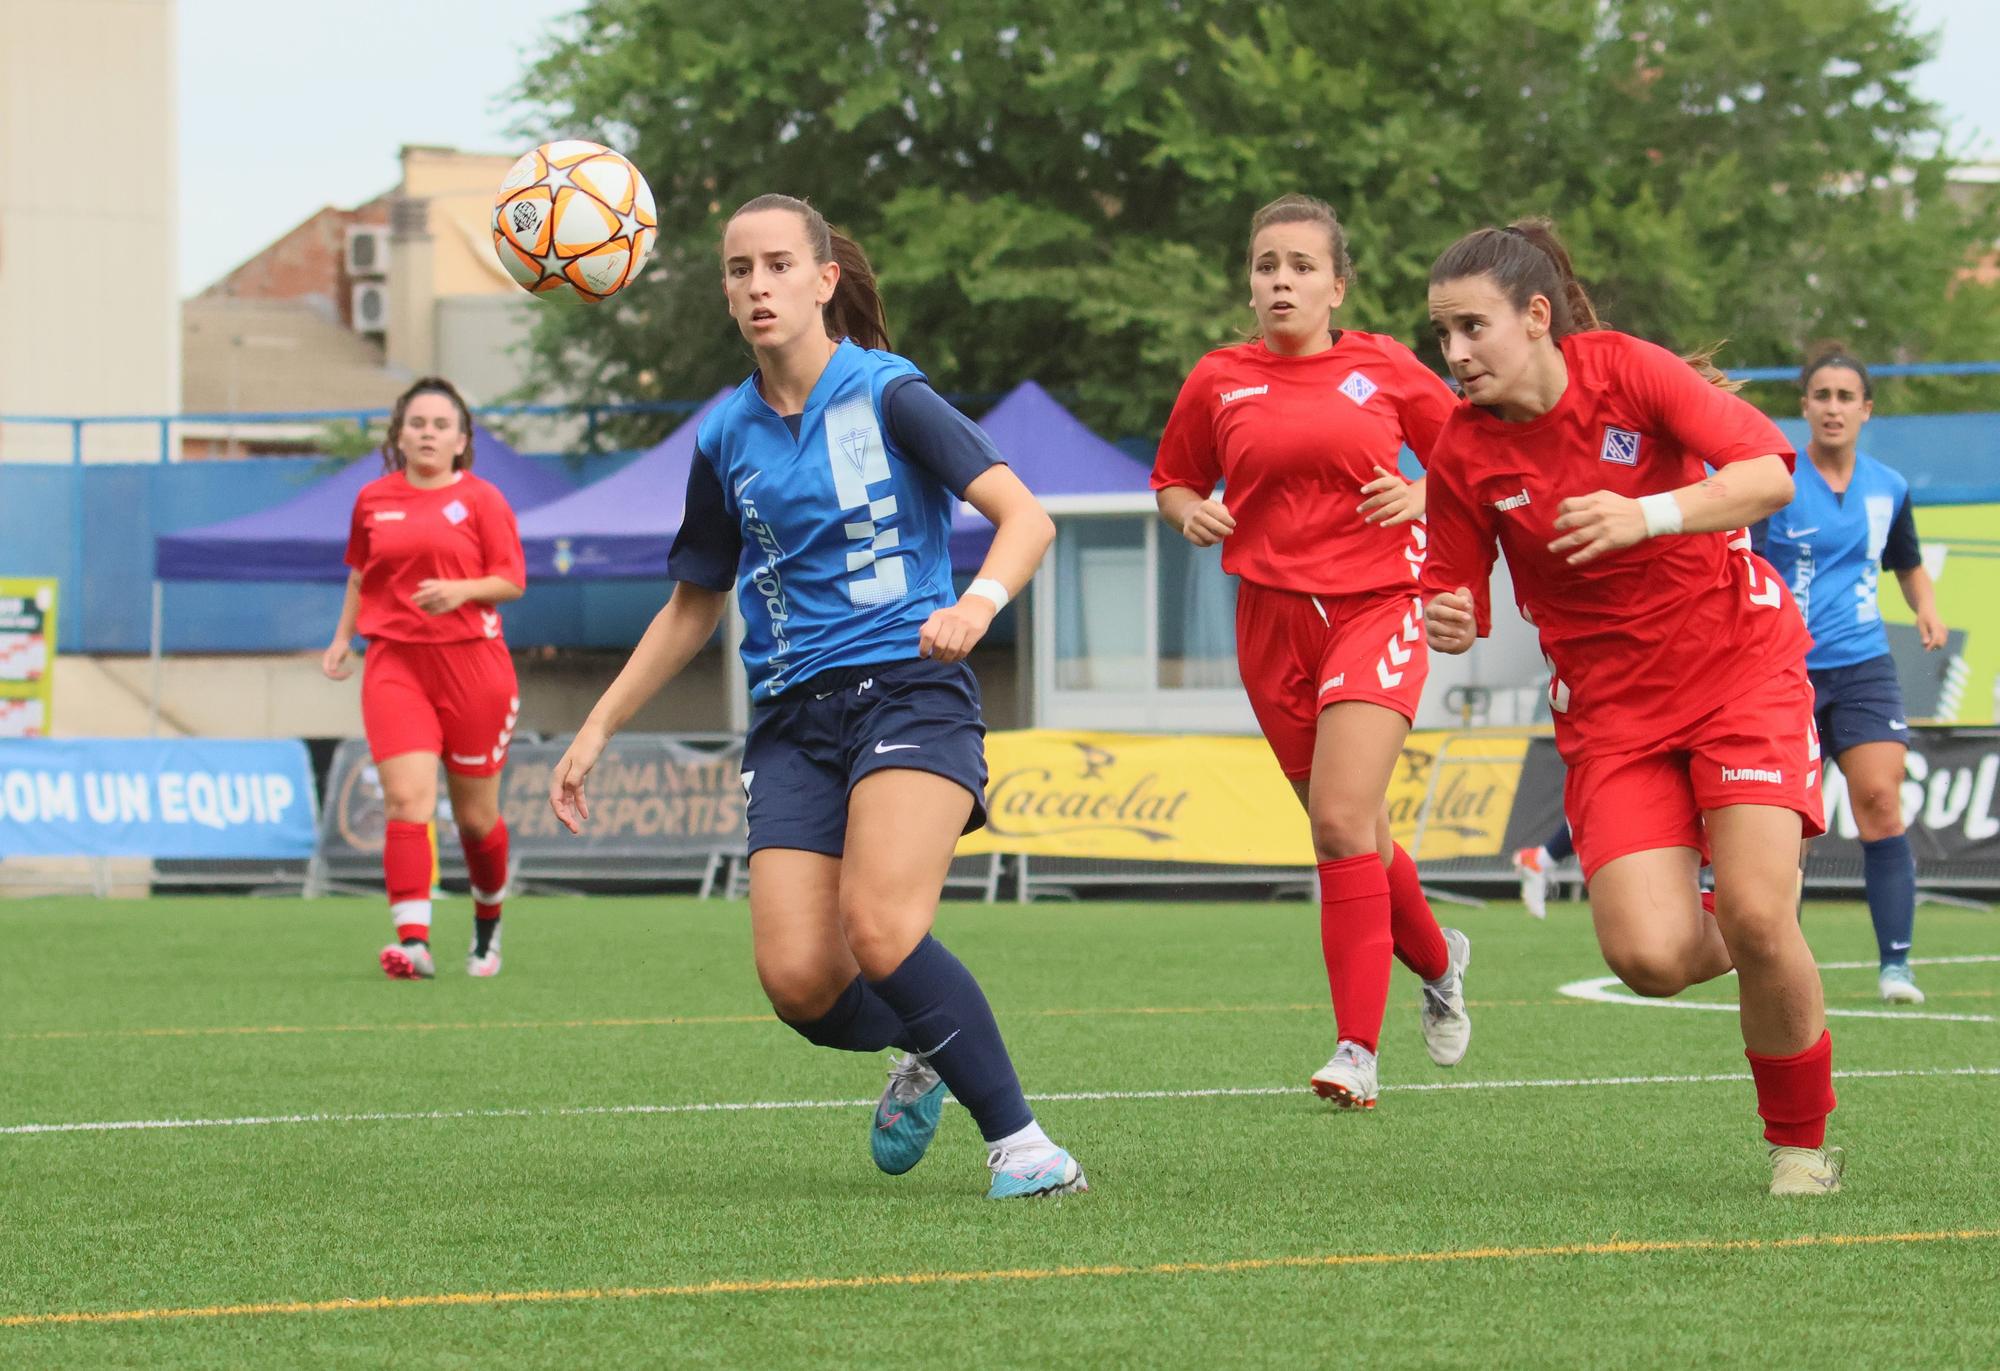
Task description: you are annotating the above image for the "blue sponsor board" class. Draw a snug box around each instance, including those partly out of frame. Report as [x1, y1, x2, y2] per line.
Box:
[0, 739, 317, 858]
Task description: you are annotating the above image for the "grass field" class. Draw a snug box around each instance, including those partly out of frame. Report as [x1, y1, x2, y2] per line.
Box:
[3, 893, 1996, 1369]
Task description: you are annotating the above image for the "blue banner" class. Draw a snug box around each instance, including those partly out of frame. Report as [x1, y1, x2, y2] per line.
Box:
[0, 739, 317, 858]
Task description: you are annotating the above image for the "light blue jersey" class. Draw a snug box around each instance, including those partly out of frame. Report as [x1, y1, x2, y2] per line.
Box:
[686, 342, 964, 699]
[1757, 452, 1921, 670]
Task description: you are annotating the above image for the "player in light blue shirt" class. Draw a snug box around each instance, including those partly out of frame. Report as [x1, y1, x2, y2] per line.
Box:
[548, 194, 1084, 1199]
[1755, 346, 1947, 1003]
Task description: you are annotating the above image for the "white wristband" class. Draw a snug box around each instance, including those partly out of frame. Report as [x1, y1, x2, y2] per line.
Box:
[1638, 492, 1684, 539]
[964, 577, 1010, 613]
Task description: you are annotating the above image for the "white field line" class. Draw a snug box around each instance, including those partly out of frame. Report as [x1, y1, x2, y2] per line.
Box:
[1561, 953, 2000, 1023]
[5, 1066, 1996, 1138]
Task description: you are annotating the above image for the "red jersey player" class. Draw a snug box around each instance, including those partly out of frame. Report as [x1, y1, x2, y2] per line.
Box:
[1420, 220, 1841, 1196]
[1153, 194, 1472, 1108]
[323, 377, 526, 982]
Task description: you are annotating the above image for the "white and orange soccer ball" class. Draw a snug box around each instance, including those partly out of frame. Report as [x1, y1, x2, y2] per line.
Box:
[492, 140, 658, 302]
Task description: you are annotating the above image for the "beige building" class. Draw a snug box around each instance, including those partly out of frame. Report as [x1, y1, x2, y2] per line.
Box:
[184, 145, 568, 454]
[0, 0, 179, 462]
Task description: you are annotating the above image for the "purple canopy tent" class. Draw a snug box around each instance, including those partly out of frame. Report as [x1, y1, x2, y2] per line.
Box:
[146, 426, 575, 730]
[948, 380, 1153, 567]
[515, 391, 732, 580]
[154, 426, 576, 582]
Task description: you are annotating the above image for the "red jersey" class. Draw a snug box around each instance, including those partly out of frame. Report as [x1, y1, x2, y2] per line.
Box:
[1420, 330, 1810, 759]
[345, 471, 525, 645]
[1152, 332, 1457, 595]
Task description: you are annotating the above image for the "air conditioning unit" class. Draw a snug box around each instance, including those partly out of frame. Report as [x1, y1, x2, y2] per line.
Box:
[351, 281, 389, 335]
[345, 225, 389, 278]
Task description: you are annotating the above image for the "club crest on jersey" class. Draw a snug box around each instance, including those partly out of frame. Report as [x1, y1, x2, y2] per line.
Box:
[442, 499, 470, 525]
[1600, 426, 1641, 466]
[836, 426, 872, 473]
[1338, 372, 1378, 406]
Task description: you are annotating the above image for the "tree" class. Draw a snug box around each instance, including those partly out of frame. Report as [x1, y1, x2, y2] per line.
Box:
[512, 0, 1999, 441]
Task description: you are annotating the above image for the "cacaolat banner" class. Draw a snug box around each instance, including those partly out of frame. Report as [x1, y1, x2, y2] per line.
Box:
[959, 729, 1529, 866]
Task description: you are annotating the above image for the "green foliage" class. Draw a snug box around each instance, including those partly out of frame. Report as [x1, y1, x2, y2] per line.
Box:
[511, 0, 2000, 438]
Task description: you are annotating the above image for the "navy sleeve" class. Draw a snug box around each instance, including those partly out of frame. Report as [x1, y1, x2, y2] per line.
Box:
[1881, 492, 1922, 573]
[883, 377, 1004, 499]
[665, 446, 741, 591]
[1749, 518, 1769, 558]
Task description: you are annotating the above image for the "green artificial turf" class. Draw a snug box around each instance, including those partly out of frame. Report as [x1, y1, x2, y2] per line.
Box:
[2, 894, 1995, 1369]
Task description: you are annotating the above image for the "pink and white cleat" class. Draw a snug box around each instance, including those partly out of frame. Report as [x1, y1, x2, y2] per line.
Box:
[380, 941, 435, 980]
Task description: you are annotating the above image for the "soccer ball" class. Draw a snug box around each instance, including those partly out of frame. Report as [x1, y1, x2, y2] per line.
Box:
[492, 140, 658, 302]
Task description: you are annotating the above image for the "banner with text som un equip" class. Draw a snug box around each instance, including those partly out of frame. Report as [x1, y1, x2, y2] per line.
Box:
[0, 739, 317, 859]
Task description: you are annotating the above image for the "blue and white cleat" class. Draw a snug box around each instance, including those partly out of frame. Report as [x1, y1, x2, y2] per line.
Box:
[871, 1052, 947, 1175]
[986, 1146, 1088, 1199]
[1878, 963, 1925, 1005]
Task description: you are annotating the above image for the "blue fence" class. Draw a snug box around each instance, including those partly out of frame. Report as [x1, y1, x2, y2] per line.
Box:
[5, 383, 1998, 654]
[0, 452, 668, 654]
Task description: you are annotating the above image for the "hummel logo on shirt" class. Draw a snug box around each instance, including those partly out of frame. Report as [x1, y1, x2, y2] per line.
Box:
[1220, 385, 1269, 404]
[1721, 765, 1783, 784]
[1493, 489, 1531, 512]
[373, 510, 406, 522]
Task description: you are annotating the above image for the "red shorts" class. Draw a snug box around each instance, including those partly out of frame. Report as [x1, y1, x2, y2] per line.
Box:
[1235, 581, 1428, 780]
[361, 637, 520, 776]
[1564, 659, 1827, 880]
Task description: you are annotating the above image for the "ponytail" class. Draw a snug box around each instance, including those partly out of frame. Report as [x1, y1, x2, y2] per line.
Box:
[725, 194, 890, 351]
[827, 230, 890, 352]
[1431, 217, 1737, 389]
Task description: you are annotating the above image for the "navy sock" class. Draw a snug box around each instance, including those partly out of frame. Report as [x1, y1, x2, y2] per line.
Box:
[1861, 833, 1917, 966]
[1545, 820, 1575, 862]
[780, 976, 913, 1053]
[868, 934, 1032, 1142]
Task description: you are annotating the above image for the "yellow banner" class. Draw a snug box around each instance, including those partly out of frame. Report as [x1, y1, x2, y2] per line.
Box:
[959, 729, 1530, 866]
[0, 578, 57, 738]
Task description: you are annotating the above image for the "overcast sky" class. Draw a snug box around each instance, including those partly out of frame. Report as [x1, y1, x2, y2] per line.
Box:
[177, 0, 2000, 295]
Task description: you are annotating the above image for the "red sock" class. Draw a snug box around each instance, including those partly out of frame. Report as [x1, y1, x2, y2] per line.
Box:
[1745, 1029, 1836, 1148]
[1700, 889, 1717, 917]
[1317, 854, 1393, 1054]
[383, 819, 433, 942]
[461, 820, 509, 923]
[1385, 843, 1448, 981]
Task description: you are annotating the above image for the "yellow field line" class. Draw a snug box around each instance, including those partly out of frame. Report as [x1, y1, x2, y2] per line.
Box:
[7, 1229, 1994, 1330]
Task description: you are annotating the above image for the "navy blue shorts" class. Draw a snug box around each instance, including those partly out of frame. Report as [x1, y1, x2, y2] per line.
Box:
[1808, 653, 1910, 758]
[741, 657, 988, 857]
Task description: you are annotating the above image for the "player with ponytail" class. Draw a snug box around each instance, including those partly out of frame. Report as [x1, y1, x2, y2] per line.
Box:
[549, 195, 1086, 1199]
[1420, 218, 1845, 1196]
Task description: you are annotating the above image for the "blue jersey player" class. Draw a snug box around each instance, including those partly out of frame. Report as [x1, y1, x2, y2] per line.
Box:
[1756, 346, 1947, 1004]
[549, 195, 1085, 1198]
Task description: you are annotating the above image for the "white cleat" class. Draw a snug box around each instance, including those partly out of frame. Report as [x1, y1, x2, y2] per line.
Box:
[467, 924, 503, 978]
[1310, 1041, 1379, 1109]
[380, 941, 435, 980]
[1878, 963, 1924, 1005]
[1512, 846, 1551, 919]
[1769, 1144, 1845, 1196]
[1420, 928, 1473, 1067]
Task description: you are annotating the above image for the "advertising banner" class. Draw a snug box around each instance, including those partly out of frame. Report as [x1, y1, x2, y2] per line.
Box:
[314, 735, 747, 866]
[959, 729, 1530, 866]
[0, 738, 316, 858]
[0, 578, 57, 738]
